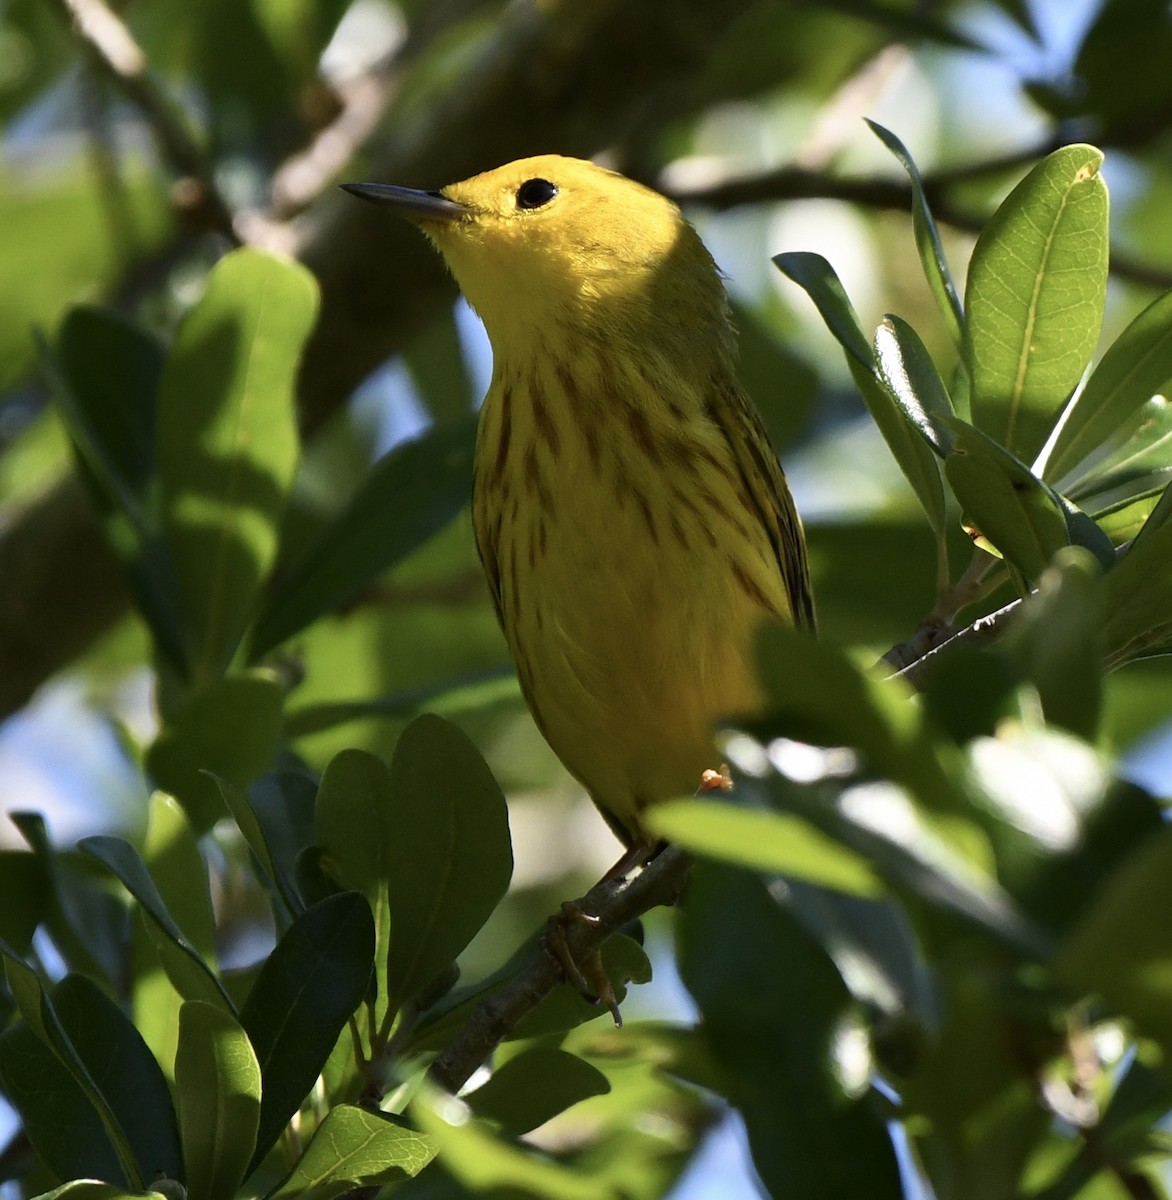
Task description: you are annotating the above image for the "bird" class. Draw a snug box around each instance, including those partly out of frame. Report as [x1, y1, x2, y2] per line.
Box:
[342, 154, 814, 874]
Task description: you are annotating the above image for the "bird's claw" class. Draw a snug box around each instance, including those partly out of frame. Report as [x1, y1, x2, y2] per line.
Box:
[544, 901, 622, 1027]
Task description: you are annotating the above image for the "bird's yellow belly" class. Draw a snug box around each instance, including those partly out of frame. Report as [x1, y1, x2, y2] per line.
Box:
[486, 448, 784, 842]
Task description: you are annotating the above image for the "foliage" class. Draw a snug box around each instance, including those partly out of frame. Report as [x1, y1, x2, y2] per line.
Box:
[5, 2, 1172, 1200]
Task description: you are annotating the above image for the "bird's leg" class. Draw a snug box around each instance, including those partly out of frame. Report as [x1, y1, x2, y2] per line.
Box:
[543, 839, 662, 1026]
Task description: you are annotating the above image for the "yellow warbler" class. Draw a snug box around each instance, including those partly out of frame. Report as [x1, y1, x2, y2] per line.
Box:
[343, 155, 813, 859]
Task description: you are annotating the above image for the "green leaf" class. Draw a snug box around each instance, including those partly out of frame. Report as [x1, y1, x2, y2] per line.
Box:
[147, 671, 285, 832]
[46, 307, 188, 669]
[268, 1105, 434, 1200]
[52, 306, 162, 526]
[874, 315, 956, 457]
[648, 799, 883, 898]
[0, 849, 49, 953]
[1046, 288, 1172, 481]
[1098, 521, 1172, 666]
[142, 792, 217, 966]
[965, 144, 1109, 464]
[240, 892, 375, 1172]
[175, 1001, 261, 1200]
[1003, 548, 1103, 738]
[249, 415, 476, 659]
[1054, 825, 1172, 1059]
[157, 247, 318, 686]
[773, 250, 874, 370]
[50, 974, 184, 1184]
[0, 1020, 126, 1187]
[464, 1047, 610, 1136]
[411, 1087, 603, 1200]
[28, 1183, 168, 1200]
[10, 812, 127, 987]
[0, 959, 181, 1190]
[383, 714, 512, 1015]
[775, 252, 948, 535]
[315, 748, 395, 1029]
[755, 625, 973, 824]
[865, 121, 965, 342]
[79, 835, 233, 1011]
[244, 767, 319, 917]
[904, 968, 1049, 1196]
[678, 863, 902, 1199]
[942, 417, 1070, 581]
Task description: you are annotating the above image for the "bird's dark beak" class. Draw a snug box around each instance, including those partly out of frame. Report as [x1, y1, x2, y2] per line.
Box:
[339, 182, 467, 222]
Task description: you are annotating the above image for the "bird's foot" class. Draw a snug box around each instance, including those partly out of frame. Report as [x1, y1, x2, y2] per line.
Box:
[544, 901, 622, 1026]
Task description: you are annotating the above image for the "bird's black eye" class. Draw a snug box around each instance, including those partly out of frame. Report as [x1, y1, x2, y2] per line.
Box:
[516, 178, 558, 209]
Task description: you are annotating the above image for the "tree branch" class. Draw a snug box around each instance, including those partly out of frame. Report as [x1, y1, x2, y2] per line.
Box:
[428, 846, 691, 1094]
[51, 0, 239, 241]
[670, 159, 1172, 293]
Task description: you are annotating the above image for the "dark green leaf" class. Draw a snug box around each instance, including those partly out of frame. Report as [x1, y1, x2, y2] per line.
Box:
[157, 247, 318, 685]
[147, 672, 285, 832]
[0, 1020, 126, 1187]
[866, 121, 965, 342]
[175, 1001, 261, 1200]
[465, 1047, 610, 1136]
[50, 974, 183, 1184]
[246, 767, 319, 916]
[1099, 522, 1172, 666]
[315, 748, 395, 1028]
[53, 306, 162, 527]
[678, 863, 902, 1199]
[1046, 288, 1172, 482]
[240, 892, 375, 1172]
[268, 1105, 434, 1200]
[0, 849, 48, 953]
[965, 145, 1109, 463]
[45, 309, 189, 668]
[1054, 825, 1172, 1059]
[249, 416, 476, 659]
[383, 714, 513, 1015]
[79, 835, 233, 1011]
[1003, 548, 1103, 737]
[10, 813, 127, 987]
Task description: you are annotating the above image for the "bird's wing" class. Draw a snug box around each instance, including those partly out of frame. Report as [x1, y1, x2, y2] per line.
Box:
[710, 381, 815, 629]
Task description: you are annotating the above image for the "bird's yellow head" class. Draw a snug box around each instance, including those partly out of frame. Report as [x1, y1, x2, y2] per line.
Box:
[343, 155, 731, 362]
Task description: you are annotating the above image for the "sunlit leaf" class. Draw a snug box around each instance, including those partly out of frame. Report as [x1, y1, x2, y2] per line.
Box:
[268, 1104, 434, 1200]
[175, 1001, 261, 1200]
[866, 121, 965, 342]
[965, 144, 1108, 463]
[157, 248, 318, 686]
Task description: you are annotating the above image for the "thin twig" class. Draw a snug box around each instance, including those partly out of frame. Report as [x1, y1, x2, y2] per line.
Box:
[52, 0, 239, 241]
[428, 845, 691, 1094]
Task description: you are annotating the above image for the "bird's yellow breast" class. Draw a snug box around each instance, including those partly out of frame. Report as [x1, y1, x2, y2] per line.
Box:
[472, 348, 788, 844]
